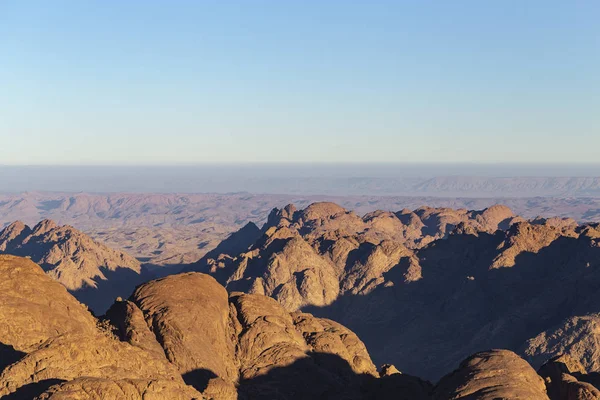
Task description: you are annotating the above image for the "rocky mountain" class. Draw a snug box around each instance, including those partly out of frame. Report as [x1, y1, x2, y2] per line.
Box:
[189, 202, 526, 310]
[6, 254, 600, 399]
[191, 202, 600, 382]
[2, 192, 599, 268]
[0, 220, 145, 314]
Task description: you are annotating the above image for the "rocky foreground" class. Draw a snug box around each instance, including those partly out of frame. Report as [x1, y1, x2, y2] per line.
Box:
[1, 255, 599, 399]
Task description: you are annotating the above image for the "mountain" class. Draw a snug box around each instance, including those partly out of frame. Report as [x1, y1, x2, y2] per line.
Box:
[7, 254, 599, 399]
[190, 202, 600, 382]
[0, 219, 145, 314]
[188, 202, 525, 310]
[0, 255, 198, 399]
[1, 191, 599, 268]
[412, 176, 600, 197]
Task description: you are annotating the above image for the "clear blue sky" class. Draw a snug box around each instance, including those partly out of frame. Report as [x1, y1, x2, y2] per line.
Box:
[1, 1, 599, 165]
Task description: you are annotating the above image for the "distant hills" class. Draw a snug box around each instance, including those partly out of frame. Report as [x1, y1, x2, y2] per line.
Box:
[1, 191, 600, 268]
[3, 165, 600, 196]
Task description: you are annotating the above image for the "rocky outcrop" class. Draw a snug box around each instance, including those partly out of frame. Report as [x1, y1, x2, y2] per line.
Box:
[0, 255, 97, 352]
[35, 378, 204, 400]
[124, 273, 380, 398]
[434, 350, 550, 399]
[524, 314, 600, 372]
[103, 299, 166, 357]
[2, 255, 384, 399]
[192, 202, 524, 312]
[538, 355, 600, 400]
[0, 255, 196, 399]
[0, 220, 144, 313]
[491, 221, 566, 268]
[131, 273, 239, 384]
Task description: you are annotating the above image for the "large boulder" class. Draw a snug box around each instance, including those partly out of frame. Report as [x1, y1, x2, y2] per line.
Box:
[434, 350, 549, 399]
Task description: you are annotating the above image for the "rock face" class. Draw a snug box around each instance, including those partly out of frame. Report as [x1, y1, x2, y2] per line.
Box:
[0, 255, 97, 352]
[123, 272, 380, 398]
[131, 273, 239, 384]
[0, 255, 199, 399]
[36, 378, 204, 400]
[538, 355, 600, 400]
[434, 350, 550, 399]
[1, 255, 384, 399]
[5, 253, 600, 398]
[524, 314, 600, 373]
[0, 220, 144, 313]
[0, 255, 400, 399]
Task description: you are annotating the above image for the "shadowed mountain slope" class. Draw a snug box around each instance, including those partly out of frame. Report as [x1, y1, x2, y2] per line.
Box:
[0, 220, 147, 314]
[188, 202, 600, 382]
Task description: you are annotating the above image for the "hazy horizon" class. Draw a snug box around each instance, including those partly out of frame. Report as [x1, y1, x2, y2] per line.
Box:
[2, 164, 600, 196]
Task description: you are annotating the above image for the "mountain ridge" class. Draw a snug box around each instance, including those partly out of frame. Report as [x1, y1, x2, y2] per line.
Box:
[0, 219, 145, 314]
[189, 202, 600, 381]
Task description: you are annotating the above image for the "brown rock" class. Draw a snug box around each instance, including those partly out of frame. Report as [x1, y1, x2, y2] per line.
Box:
[0, 256, 190, 399]
[103, 299, 166, 357]
[523, 314, 600, 373]
[35, 378, 203, 400]
[434, 350, 549, 399]
[0, 255, 97, 353]
[131, 273, 239, 384]
[0, 220, 143, 313]
[538, 355, 600, 400]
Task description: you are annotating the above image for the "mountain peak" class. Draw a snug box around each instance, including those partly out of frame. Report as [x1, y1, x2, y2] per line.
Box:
[32, 218, 58, 235]
[0, 219, 142, 313]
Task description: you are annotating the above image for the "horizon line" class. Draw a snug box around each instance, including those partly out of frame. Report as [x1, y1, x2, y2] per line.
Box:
[3, 161, 600, 168]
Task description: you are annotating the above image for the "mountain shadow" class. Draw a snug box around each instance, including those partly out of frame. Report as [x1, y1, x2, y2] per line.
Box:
[202, 222, 261, 260]
[182, 368, 218, 393]
[2, 379, 65, 400]
[0, 342, 25, 374]
[71, 266, 153, 315]
[183, 352, 432, 400]
[303, 231, 600, 381]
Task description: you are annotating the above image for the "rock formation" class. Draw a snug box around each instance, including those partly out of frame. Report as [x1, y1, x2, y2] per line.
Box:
[433, 350, 550, 399]
[538, 355, 600, 400]
[6, 254, 600, 399]
[189, 202, 600, 383]
[190, 202, 525, 312]
[0, 220, 145, 313]
[0, 255, 394, 399]
[0, 255, 198, 399]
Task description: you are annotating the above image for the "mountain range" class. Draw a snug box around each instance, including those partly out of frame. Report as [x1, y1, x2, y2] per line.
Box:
[190, 202, 600, 382]
[3, 200, 600, 398]
[1, 192, 600, 268]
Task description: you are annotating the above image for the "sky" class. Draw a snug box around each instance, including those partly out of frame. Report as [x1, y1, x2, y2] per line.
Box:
[1, 1, 599, 165]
